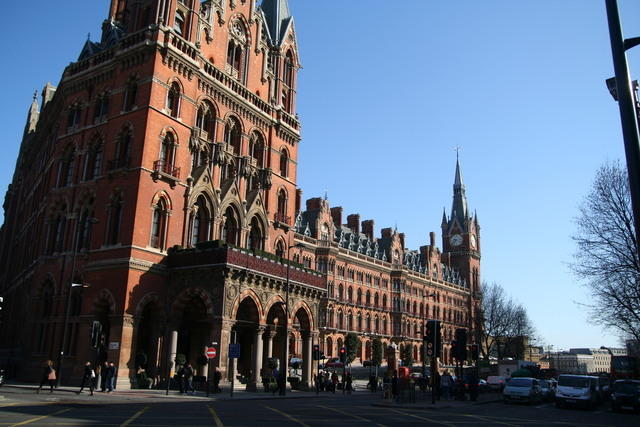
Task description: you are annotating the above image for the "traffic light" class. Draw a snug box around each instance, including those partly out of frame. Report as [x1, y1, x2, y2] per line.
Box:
[470, 344, 479, 361]
[339, 347, 347, 363]
[455, 328, 467, 360]
[90, 321, 102, 348]
[424, 320, 442, 358]
[313, 344, 320, 360]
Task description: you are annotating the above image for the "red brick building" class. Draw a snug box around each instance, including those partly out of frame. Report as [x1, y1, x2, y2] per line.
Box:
[0, 0, 480, 390]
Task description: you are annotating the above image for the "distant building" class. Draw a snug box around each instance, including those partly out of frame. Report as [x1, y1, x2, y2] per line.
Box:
[569, 348, 610, 373]
[550, 352, 594, 374]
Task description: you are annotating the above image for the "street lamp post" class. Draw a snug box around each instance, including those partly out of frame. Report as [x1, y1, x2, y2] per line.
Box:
[57, 215, 97, 387]
[605, 0, 640, 251]
[279, 242, 305, 396]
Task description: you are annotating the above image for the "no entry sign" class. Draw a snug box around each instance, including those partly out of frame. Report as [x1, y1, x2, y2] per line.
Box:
[206, 347, 217, 359]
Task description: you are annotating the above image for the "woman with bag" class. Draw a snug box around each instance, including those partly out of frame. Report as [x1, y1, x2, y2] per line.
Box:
[36, 360, 56, 394]
[77, 361, 95, 395]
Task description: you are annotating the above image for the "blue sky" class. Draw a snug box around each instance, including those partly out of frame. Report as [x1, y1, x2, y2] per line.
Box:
[3, 1, 640, 350]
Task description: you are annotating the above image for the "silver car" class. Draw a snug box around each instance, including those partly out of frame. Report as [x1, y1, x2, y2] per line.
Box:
[503, 377, 542, 404]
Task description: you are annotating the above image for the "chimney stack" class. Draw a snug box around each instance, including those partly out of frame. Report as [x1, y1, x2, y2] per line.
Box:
[330, 207, 343, 228]
[361, 219, 375, 240]
[430, 231, 436, 247]
[347, 214, 360, 234]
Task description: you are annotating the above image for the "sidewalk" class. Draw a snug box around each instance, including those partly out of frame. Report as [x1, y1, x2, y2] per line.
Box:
[372, 390, 502, 410]
[1, 381, 340, 402]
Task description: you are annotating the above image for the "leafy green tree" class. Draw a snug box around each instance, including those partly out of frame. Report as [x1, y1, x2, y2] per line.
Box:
[372, 337, 383, 367]
[345, 332, 360, 364]
[401, 343, 414, 367]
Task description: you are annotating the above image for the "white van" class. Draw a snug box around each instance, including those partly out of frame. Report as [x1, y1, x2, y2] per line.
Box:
[555, 375, 599, 409]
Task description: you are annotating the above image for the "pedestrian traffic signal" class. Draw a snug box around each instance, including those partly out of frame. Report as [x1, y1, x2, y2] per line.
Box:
[339, 347, 347, 363]
[90, 321, 102, 348]
[313, 344, 320, 360]
[470, 344, 479, 361]
[424, 320, 442, 358]
[455, 328, 467, 360]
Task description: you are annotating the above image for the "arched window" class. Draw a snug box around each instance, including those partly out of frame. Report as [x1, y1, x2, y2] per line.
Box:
[158, 133, 176, 175]
[226, 19, 247, 82]
[167, 82, 180, 118]
[338, 284, 344, 301]
[224, 117, 242, 154]
[174, 11, 185, 36]
[275, 240, 285, 258]
[357, 313, 362, 332]
[123, 79, 137, 112]
[84, 140, 103, 181]
[283, 50, 295, 112]
[222, 207, 239, 245]
[196, 102, 216, 141]
[320, 223, 329, 241]
[247, 217, 264, 251]
[382, 294, 387, 309]
[93, 94, 109, 123]
[374, 316, 379, 333]
[106, 195, 123, 245]
[249, 132, 265, 168]
[366, 290, 371, 306]
[279, 148, 289, 177]
[78, 206, 95, 250]
[191, 197, 210, 246]
[374, 292, 379, 308]
[50, 210, 67, 253]
[357, 288, 362, 305]
[151, 198, 169, 249]
[58, 146, 75, 187]
[113, 128, 132, 169]
[338, 311, 344, 330]
[276, 189, 287, 223]
[382, 317, 388, 335]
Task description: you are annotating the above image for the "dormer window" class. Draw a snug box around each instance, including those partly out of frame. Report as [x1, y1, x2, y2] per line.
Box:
[226, 19, 248, 82]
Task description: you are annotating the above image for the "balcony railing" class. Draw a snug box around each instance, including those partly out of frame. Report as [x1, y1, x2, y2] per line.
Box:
[154, 160, 180, 179]
[108, 157, 130, 171]
[274, 212, 291, 225]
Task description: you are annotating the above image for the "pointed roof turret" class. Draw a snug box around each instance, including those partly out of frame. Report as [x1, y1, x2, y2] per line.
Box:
[450, 153, 469, 224]
[260, 0, 293, 46]
[23, 90, 40, 138]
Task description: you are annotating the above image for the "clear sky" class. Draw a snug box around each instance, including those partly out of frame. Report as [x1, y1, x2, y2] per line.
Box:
[2, 1, 640, 351]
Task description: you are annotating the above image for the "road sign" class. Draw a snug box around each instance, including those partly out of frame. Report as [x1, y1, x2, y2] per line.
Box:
[206, 347, 217, 359]
[229, 343, 240, 359]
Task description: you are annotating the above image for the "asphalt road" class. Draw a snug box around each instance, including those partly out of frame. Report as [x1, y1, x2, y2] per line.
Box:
[0, 386, 638, 426]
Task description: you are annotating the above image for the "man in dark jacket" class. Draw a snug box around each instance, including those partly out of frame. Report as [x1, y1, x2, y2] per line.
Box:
[77, 361, 95, 396]
[105, 362, 115, 393]
[184, 362, 195, 394]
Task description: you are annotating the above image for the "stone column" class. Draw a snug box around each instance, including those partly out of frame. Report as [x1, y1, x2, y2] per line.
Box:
[111, 315, 135, 390]
[169, 329, 178, 377]
[301, 332, 312, 390]
[263, 329, 276, 368]
[247, 326, 265, 392]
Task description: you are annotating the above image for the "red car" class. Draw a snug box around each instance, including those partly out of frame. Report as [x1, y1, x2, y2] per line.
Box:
[324, 357, 344, 368]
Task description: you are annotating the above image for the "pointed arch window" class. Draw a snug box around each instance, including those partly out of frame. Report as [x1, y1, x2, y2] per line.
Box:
[106, 195, 123, 245]
[275, 240, 285, 258]
[249, 132, 265, 168]
[67, 104, 81, 131]
[247, 217, 264, 251]
[224, 117, 242, 154]
[155, 132, 179, 177]
[93, 94, 109, 124]
[283, 50, 296, 113]
[221, 207, 239, 246]
[279, 148, 289, 178]
[190, 197, 210, 246]
[167, 82, 180, 118]
[58, 147, 75, 187]
[226, 20, 248, 82]
[196, 103, 216, 141]
[174, 11, 186, 36]
[151, 198, 169, 249]
[78, 207, 96, 250]
[84, 140, 103, 181]
[50, 210, 67, 253]
[111, 128, 132, 170]
[276, 189, 288, 224]
[123, 79, 138, 112]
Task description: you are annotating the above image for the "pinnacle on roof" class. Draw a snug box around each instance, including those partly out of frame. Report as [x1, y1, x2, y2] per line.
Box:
[260, 0, 293, 46]
[450, 155, 469, 223]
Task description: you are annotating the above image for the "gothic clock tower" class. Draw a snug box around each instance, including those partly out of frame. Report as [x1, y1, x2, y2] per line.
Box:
[441, 155, 481, 294]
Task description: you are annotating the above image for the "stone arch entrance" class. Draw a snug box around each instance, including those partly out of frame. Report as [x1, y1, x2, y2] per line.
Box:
[134, 296, 164, 378]
[92, 292, 115, 365]
[265, 299, 287, 375]
[232, 295, 262, 391]
[292, 305, 314, 389]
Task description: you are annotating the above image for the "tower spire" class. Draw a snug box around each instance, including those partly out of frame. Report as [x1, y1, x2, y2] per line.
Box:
[260, 0, 293, 46]
[451, 152, 468, 223]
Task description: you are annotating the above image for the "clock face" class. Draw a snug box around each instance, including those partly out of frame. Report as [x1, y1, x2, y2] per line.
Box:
[470, 234, 477, 249]
[450, 234, 463, 247]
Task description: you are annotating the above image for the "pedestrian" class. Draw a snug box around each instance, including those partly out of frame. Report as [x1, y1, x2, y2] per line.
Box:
[105, 362, 115, 393]
[213, 368, 222, 393]
[271, 367, 279, 395]
[100, 361, 108, 392]
[331, 372, 338, 394]
[184, 362, 195, 395]
[36, 360, 56, 394]
[177, 364, 186, 394]
[76, 361, 95, 396]
[433, 370, 441, 400]
[345, 372, 353, 395]
[441, 370, 452, 400]
[391, 371, 398, 400]
[468, 372, 479, 402]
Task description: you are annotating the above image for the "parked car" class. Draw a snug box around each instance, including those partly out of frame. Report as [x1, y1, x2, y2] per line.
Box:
[503, 377, 543, 404]
[323, 358, 344, 369]
[555, 375, 600, 409]
[289, 358, 303, 370]
[487, 376, 508, 391]
[362, 360, 373, 367]
[539, 379, 554, 402]
[610, 379, 640, 413]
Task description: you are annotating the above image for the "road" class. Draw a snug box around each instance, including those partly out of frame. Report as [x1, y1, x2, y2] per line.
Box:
[0, 386, 637, 426]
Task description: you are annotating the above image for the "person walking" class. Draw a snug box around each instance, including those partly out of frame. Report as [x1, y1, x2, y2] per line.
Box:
[105, 362, 115, 393]
[331, 372, 338, 394]
[76, 362, 95, 396]
[100, 361, 108, 392]
[184, 362, 195, 395]
[108, 362, 116, 392]
[441, 370, 453, 400]
[177, 364, 186, 394]
[36, 360, 56, 394]
[213, 368, 222, 393]
[345, 372, 353, 395]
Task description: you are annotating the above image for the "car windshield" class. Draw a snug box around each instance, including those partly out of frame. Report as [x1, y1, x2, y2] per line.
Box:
[507, 378, 532, 387]
[559, 376, 590, 388]
[614, 382, 640, 394]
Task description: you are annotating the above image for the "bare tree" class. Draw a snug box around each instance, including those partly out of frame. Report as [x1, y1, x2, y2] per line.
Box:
[572, 161, 640, 342]
[478, 282, 537, 359]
